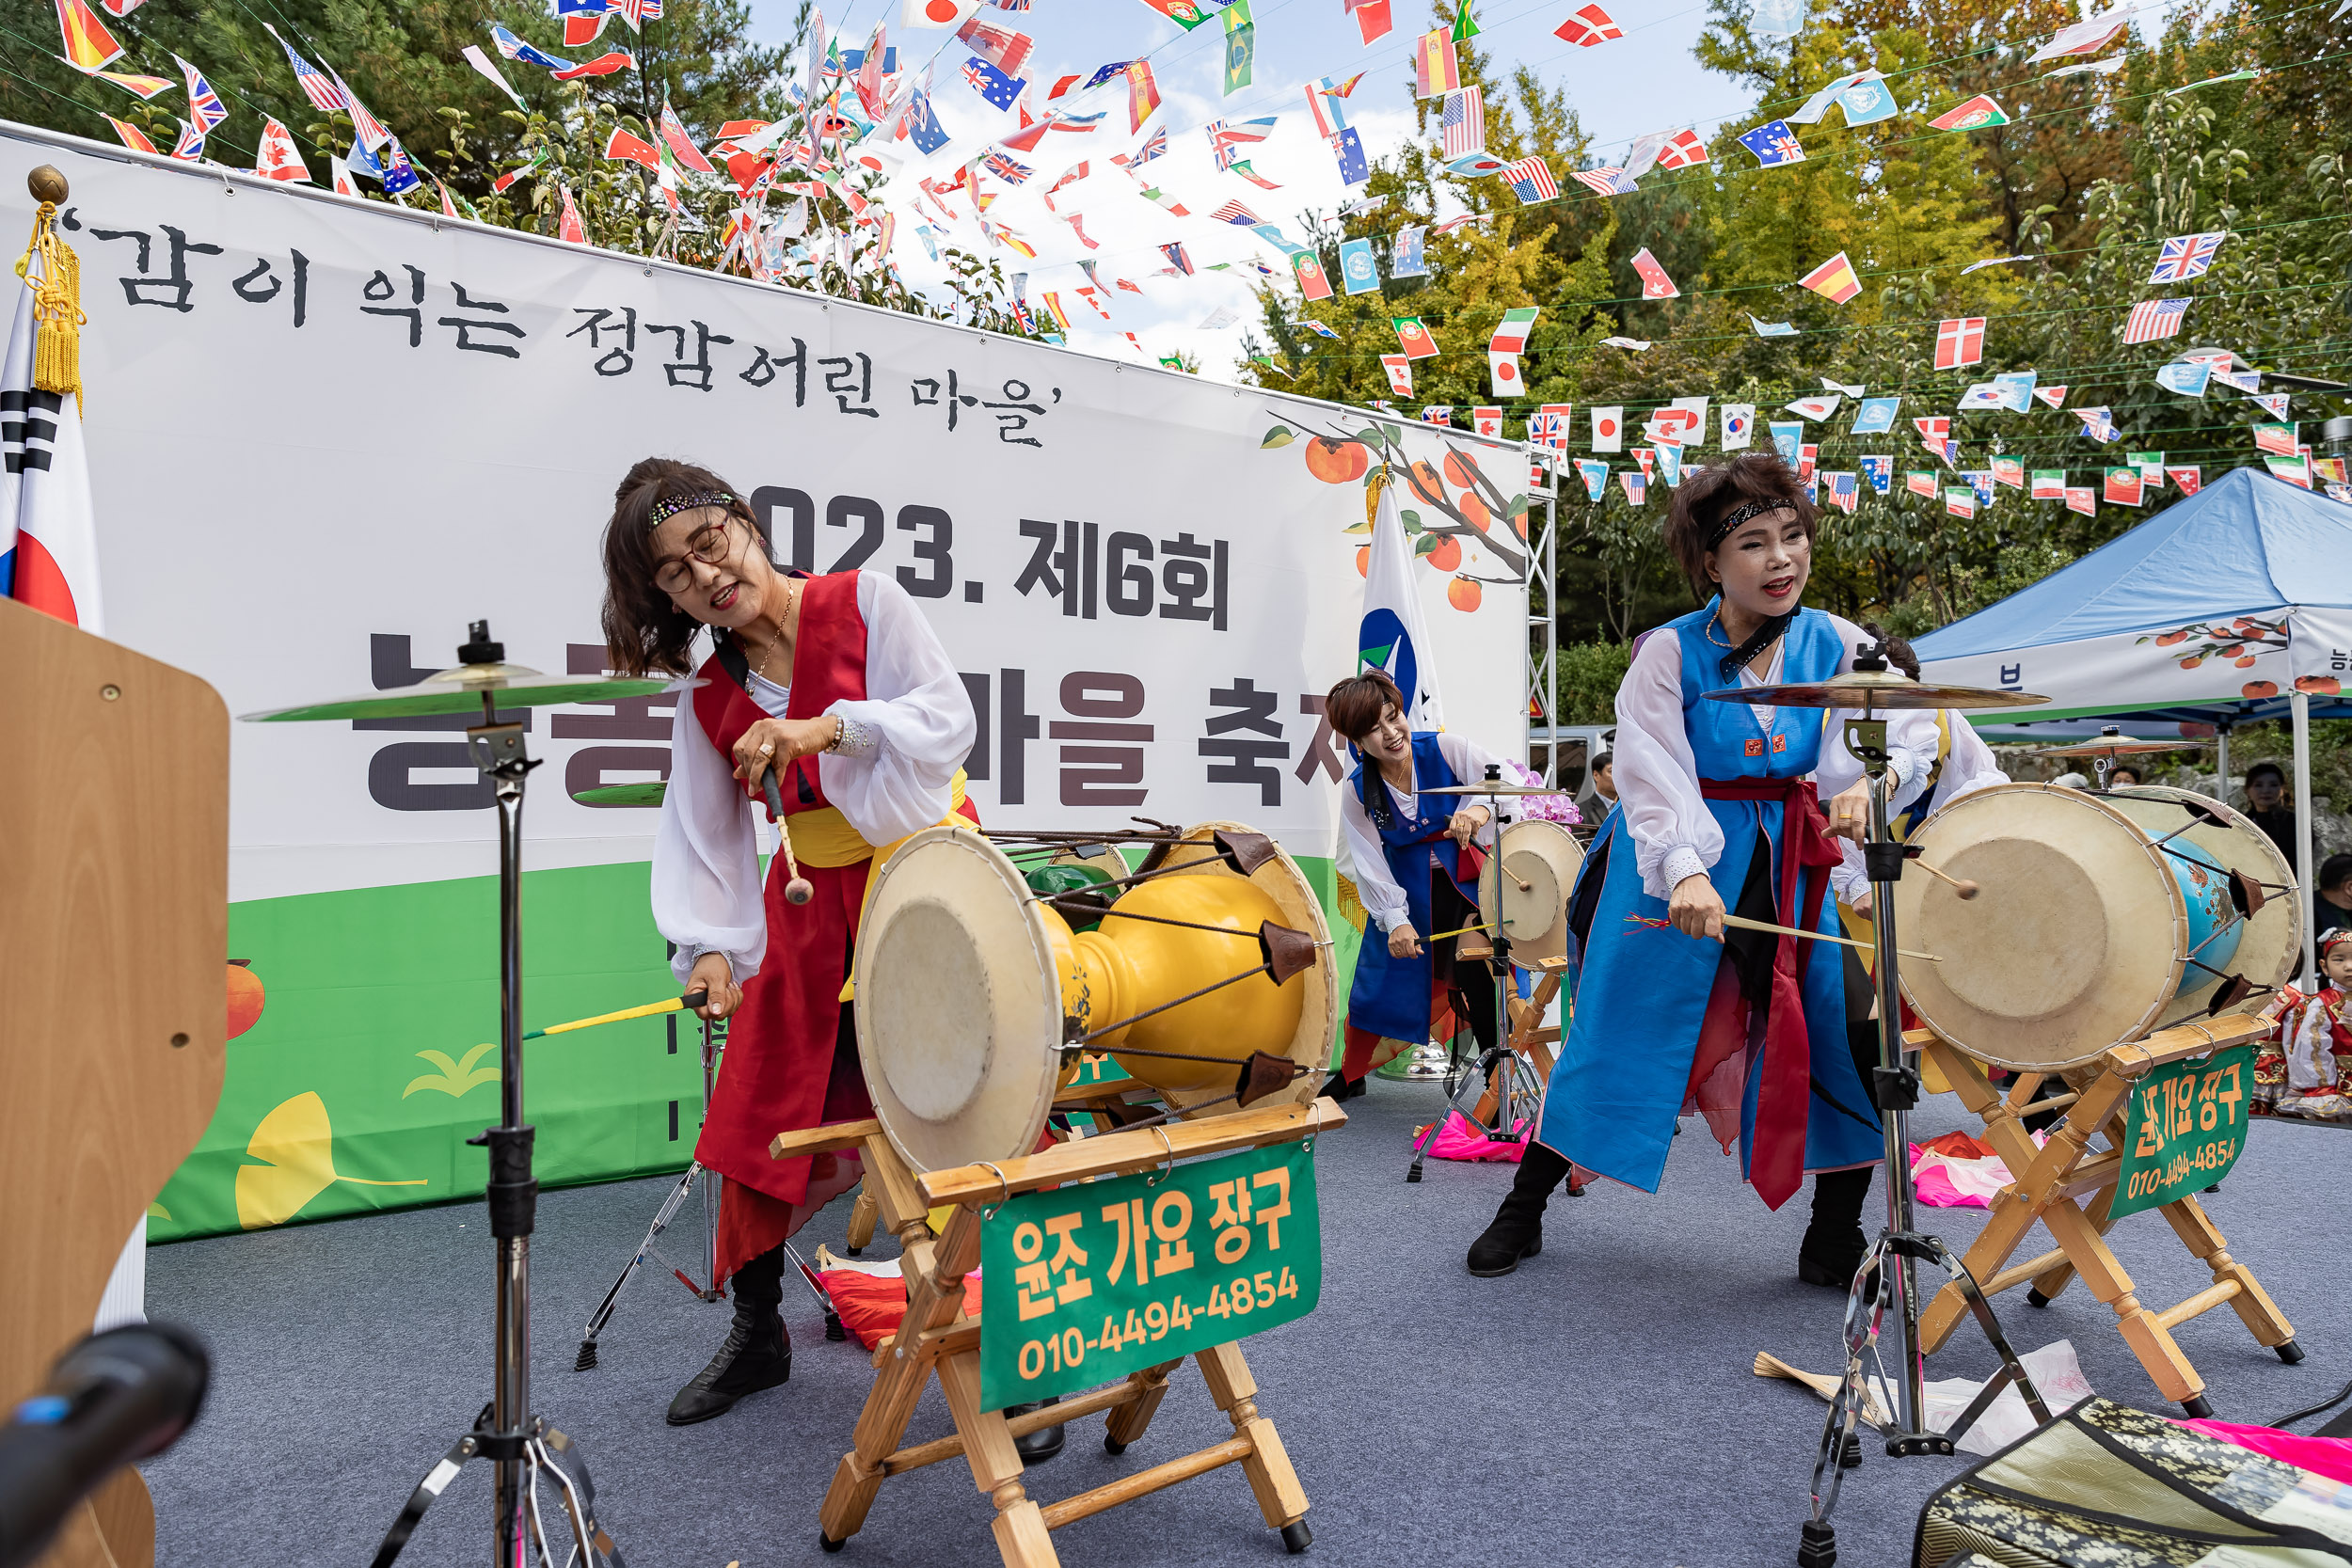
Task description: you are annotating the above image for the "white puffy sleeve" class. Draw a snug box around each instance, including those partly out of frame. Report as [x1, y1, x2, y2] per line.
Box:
[1613, 631, 1722, 900]
[653, 687, 770, 988]
[817, 573, 980, 846]
[1938, 713, 2010, 801]
[1433, 731, 1518, 847]
[1813, 613, 1939, 808]
[1338, 777, 1406, 933]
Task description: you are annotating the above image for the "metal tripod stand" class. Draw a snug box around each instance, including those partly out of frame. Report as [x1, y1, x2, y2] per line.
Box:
[1798, 644, 2048, 1568]
[1406, 769, 1540, 1182]
[577, 1018, 727, 1370]
[372, 634, 621, 1568]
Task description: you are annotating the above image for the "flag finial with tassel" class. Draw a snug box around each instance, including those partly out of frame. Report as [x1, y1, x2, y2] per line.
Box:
[17, 165, 85, 412]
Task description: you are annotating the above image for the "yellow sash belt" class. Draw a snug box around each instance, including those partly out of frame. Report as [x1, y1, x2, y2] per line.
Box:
[774, 769, 971, 1002]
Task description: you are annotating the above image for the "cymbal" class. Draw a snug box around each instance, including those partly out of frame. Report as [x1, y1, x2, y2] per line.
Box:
[1704, 667, 2048, 711]
[2032, 736, 2211, 758]
[241, 663, 692, 723]
[1420, 783, 1568, 796]
[572, 781, 668, 807]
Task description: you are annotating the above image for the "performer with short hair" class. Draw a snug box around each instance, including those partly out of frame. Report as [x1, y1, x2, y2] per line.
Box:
[600, 458, 979, 1426]
[1323, 669, 1514, 1093]
[1467, 451, 1936, 1281]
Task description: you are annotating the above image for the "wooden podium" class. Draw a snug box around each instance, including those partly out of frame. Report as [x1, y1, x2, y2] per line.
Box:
[0, 599, 230, 1567]
[1914, 1015, 2298, 1416]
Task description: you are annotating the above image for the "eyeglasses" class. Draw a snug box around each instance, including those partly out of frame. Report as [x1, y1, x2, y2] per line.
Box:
[652, 519, 734, 595]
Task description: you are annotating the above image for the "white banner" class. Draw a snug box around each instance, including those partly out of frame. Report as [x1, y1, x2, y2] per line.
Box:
[1, 126, 1531, 904]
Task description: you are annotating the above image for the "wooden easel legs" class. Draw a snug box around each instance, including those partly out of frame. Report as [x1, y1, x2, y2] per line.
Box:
[811, 1130, 1312, 1565]
[1916, 1037, 2298, 1412]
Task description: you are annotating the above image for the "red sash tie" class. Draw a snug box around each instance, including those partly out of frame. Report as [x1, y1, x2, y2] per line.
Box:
[1697, 775, 1844, 1211]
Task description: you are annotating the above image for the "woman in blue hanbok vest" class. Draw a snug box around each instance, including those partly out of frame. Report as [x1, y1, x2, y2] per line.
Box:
[1467, 453, 1936, 1284]
[1320, 671, 1515, 1092]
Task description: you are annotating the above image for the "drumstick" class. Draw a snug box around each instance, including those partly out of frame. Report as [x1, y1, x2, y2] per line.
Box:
[1913, 861, 1981, 900]
[1720, 912, 1943, 962]
[1423, 922, 1496, 942]
[485, 990, 711, 1049]
[762, 771, 816, 906]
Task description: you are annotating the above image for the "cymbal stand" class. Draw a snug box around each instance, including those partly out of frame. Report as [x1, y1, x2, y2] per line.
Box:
[576, 1017, 727, 1371]
[1406, 768, 1534, 1181]
[1798, 642, 2048, 1568]
[372, 624, 621, 1568]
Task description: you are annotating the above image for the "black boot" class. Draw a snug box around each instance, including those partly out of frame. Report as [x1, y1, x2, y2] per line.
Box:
[1467, 1142, 1570, 1277]
[667, 1244, 792, 1425]
[1798, 1166, 1876, 1291]
[1006, 1396, 1065, 1463]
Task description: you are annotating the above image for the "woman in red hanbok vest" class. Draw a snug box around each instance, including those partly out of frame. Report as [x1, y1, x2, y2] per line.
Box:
[600, 459, 977, 1426]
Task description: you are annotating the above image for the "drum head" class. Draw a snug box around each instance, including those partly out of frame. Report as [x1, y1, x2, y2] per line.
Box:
[1891, 784, 2187, 1071]
[1140, 823, 1337, 1117]
[854, 826, 1063, 1175]
[2102, 785, 2302, 1026]
[1477, 819, 1584, 965]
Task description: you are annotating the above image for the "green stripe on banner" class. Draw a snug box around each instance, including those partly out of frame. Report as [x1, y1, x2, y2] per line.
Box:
[155, 855, 1351, 1243]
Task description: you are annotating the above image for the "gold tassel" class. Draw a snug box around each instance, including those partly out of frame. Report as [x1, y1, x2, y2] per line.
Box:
[16, 201, 86, 414]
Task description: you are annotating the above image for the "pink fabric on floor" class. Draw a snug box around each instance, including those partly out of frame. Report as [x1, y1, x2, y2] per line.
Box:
[1910, 1139, 2015, 1209]
[1428, 1111, 1529, 1162]
[2182, 1418, 2352, 1484]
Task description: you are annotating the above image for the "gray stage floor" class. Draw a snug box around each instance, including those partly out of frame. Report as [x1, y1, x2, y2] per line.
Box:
[145, 1080, 2348, 1568]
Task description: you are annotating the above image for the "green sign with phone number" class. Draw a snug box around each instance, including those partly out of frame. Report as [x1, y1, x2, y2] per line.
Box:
[978, 1138, 1321, 1411]
[2112, 1043, 2254, 1220]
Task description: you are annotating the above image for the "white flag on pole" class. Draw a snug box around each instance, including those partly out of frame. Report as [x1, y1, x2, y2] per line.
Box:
[1358, 481, 1444, 730]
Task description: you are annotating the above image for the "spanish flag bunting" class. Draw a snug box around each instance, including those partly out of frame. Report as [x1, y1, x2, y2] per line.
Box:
[54, 0, 123, 71]
[1126, 60, 1161, 134]
[1414, 28, 1458, 98]
[1798, 250, 1862, 304]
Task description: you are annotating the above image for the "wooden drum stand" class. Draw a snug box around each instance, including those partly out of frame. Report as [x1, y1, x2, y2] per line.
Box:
[772, 1100, 1340, 1566]
[1912, 1017, 2299, 1417]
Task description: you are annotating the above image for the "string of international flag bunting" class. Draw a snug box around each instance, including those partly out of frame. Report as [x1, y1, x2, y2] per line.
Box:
[30, 0, 2350, 512]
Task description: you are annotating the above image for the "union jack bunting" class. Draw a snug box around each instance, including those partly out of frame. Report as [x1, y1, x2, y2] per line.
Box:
[1502, 156, 1557, 202]
[2148, 230, 2226, 284]
[979, 149, 1033, 183]
[2122, 297, 2190, 345]
[1131, 126, 1168, 165]
[1439, 87, 1485, 157]
[167, 119, 205, 162]
[264, 25, 347, 112]
[176, 56, 229, 133]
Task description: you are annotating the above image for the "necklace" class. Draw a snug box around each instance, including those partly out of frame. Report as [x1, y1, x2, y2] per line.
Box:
[740, 579, 800, 690]
[1705, 609, 1734, 648]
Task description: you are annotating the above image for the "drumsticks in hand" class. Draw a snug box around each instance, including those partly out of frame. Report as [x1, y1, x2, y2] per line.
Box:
[1913, 861, 1981, 900]
[761, 772, 816, 906]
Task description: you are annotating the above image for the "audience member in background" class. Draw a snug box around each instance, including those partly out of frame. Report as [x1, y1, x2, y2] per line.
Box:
[2108, 765, 2143, 787]
[2244, 761, 2296, 865]
[2051, 771, 2090, 791]
[1589, 751, 1616, 810]
[2313, 854, 2352, 943]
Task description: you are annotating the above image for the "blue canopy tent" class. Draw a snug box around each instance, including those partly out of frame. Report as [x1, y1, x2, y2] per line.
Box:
[1915, 468, 2352, 978]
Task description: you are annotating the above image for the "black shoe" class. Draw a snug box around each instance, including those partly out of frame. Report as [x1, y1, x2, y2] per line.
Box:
[1467, 1212, 1541, 1276]
[1799, 1167, 1876, 1293]
[1008, 1397, 1065, 1463]
[666, 1306, 791, 1425]
[1466, 1142, 1570, 1276]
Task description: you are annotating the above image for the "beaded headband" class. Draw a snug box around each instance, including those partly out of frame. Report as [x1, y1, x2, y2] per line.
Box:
[645, 491, 738, 529]
[1707, 496, 1795, 550]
